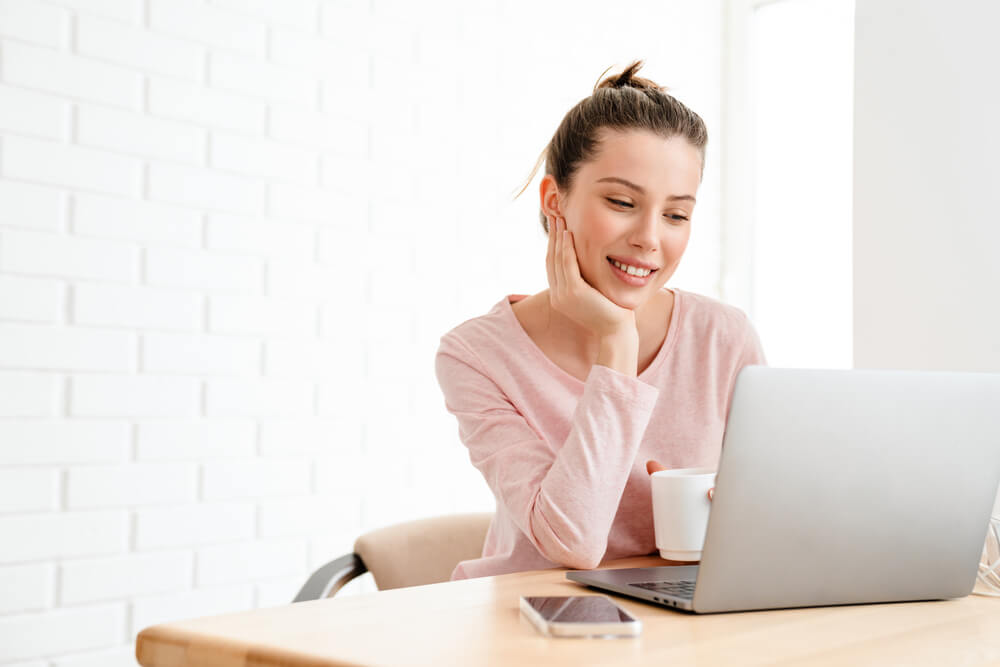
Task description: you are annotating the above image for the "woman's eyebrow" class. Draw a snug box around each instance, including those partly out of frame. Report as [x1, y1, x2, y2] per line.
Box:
[596, 176, 696, 203]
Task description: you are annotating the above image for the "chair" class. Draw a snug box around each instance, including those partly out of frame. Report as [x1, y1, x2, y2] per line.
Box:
[293, 513, 494, 602]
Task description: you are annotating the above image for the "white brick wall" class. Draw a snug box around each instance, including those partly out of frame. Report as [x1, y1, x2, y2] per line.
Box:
[0, 1, 723, 664]
[0, 605, 125, 663]
[72, 193, 202, 246]
[0, 84, 69, 141]
[196, 539, 306, 586]
[0, 324, 135, 371]
[74, 284, 202, 330]
[205, 213, 314, 258]
[76, 104, 206, 164]
[0, 372, 60, 416]
[69, 375, 200, 417]
[75, 15, 204, 82]
[4, 135, 142, 196]
[0, 563, 53, 614]
[0, 421, 129, 463]
[0, 512, 128, 563]
[59, 551, 193, 605]
[135, 419, 255, 460]
[149, 0, 266, 57]
[142, 332, 259, 374]
[201, 457, 310, 499]
[0, 276, 62, 322]
[144, 246, 262, 291]
[66, 463, 198, 508]
[0, 180, 65, 231]
[134, 502, 255, 549]
[0, 1, 70, 49]
[0, 468, 58, 513]
[2, 41, 142, 108]
[0, 229, 139, 281]
[147, 75, 266, 133]
[129, 585, 252, 639]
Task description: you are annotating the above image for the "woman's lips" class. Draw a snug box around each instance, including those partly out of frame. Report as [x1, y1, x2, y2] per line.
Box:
[607, 257, 655, 286]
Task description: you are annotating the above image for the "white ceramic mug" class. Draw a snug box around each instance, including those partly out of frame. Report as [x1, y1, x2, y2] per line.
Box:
[650, 467, 716, 561]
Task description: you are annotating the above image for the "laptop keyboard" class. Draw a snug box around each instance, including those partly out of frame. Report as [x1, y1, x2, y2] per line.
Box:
[631, 580, 696, 599]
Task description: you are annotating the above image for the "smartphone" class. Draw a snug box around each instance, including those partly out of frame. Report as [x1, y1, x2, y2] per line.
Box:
[519, 595, 642, 638]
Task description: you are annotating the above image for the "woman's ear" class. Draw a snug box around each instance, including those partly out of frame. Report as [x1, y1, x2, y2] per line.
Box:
[538, 174, 563, 224]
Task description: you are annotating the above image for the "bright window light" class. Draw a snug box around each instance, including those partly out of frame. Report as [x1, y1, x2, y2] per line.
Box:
[749, 0, 855, 369]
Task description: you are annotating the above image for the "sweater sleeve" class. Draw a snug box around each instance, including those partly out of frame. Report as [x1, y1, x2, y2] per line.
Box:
[740, 313, 767, 368]
[724, 313, 768, 422]
[435, 335, 660, 570]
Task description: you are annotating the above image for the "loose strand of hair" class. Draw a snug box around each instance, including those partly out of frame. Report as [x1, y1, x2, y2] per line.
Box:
[511, 144, 549, 201]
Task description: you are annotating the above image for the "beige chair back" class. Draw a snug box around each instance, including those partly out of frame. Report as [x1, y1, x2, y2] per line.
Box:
[354, 513, 493, 590]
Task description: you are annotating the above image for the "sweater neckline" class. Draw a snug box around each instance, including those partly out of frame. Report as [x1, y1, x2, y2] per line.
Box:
[500, 288, 682, 384]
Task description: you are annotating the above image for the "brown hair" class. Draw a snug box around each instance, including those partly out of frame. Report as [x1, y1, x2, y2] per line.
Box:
[514, 60, 708, 234]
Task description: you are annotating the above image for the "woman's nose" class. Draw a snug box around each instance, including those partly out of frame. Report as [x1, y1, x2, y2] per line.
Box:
[629, 212, 660, 249]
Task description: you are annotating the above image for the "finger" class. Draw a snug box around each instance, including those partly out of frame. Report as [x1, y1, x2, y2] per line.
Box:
[545, 216, 557, 291]
[563, 222, 581, 277]
[708, 487, 715, 501]
[555, 217, 569, 296]
[561, 218, 589, 289]
[559, 218, 577, 288]
[646, 460, 667, 475]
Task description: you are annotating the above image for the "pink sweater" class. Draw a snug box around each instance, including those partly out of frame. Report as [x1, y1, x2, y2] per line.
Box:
[435, 287, 767, 581]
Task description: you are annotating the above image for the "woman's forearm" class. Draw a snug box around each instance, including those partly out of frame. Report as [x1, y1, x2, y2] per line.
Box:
[595, 331, 640, 377]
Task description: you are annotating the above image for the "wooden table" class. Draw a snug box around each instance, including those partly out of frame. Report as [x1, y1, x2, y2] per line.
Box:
[136, 555, 1000, 666]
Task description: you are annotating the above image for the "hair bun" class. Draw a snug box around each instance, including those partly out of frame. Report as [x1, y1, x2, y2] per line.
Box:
[512, 57, 707, 220]
[594, 59, 670, 94]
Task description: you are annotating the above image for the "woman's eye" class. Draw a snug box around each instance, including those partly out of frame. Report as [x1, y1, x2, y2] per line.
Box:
[607, 198, 688, 223]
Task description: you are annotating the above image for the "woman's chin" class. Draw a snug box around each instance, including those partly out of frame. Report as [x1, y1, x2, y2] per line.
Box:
[603, 289, 644, 311]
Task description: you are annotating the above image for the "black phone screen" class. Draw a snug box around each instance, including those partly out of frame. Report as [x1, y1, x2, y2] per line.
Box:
[521, 596, 637, 624]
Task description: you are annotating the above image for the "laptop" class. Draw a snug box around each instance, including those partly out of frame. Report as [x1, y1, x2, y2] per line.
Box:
[567, 366, 1000, 613]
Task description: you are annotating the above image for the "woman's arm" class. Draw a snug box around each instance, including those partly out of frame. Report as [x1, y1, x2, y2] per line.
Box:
[650, 310, 767, 499]
[436, 338, 659, 570]
[596, 330, 640, 377]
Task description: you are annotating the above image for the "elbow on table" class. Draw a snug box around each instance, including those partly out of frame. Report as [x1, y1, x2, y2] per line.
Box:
[539, 543, 604, 571]
[527, 502, 605, 570]
[561, 553, 603, 571]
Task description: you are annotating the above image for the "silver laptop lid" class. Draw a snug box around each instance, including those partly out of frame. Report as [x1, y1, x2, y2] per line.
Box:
[694, 367, 1000, 613]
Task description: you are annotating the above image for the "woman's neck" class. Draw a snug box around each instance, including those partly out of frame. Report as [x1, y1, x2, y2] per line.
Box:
[535, 288, 671, 364]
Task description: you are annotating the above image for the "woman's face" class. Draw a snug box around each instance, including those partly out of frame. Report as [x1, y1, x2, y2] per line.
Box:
[541, 128, 702, 312]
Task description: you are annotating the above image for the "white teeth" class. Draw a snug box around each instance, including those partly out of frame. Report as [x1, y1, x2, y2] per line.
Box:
[611, 259, 651, 277]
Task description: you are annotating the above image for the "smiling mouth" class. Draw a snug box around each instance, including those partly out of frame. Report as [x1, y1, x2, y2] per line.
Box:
[607, 257, 658, 276]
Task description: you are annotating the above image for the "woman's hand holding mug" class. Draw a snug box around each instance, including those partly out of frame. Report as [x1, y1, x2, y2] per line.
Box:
[647, 459, 715, 501]
[647, 459, 716, 562]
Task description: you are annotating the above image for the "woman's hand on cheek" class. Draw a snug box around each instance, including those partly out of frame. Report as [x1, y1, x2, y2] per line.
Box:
[545, 215, 637, 340]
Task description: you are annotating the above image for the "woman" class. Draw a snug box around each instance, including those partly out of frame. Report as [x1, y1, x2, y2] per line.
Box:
[435, 60, 766, 581]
